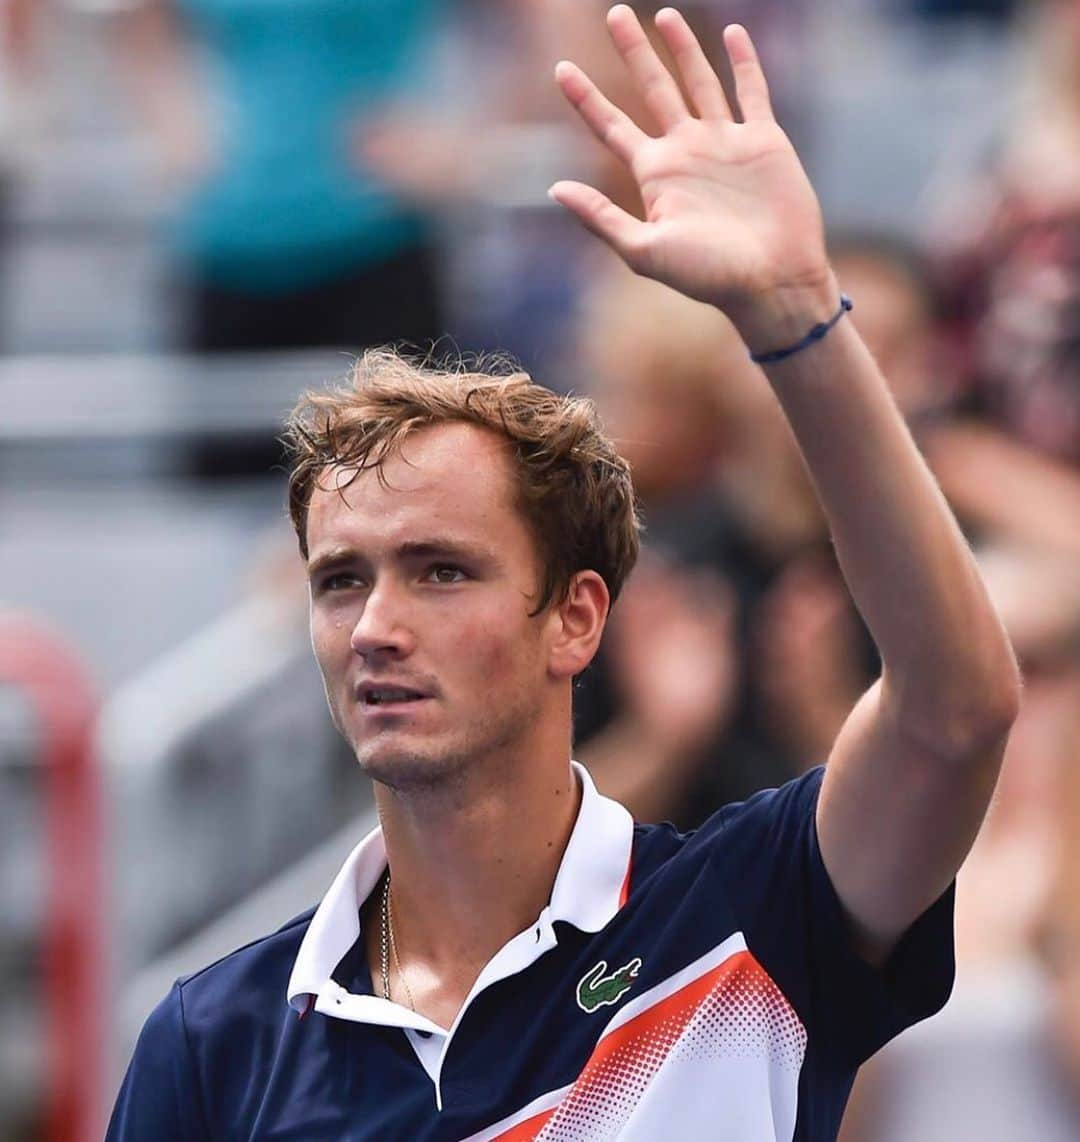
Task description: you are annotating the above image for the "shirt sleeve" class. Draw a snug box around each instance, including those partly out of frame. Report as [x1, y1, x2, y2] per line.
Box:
[105, 982, 212, 1142]
[709, 767, 956, 1066]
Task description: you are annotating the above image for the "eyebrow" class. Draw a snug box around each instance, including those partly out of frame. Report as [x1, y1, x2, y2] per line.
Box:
[306, 538, 494, 579]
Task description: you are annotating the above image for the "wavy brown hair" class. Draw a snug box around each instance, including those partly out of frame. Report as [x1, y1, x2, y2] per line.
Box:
[283, 348, 641, 613]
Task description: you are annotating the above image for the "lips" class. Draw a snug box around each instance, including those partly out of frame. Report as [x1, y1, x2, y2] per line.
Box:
[355, 682, 433, 707]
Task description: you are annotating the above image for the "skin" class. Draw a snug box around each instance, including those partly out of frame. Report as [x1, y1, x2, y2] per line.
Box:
[308, 429, 548, 790]
[305, 423, 608, 1026]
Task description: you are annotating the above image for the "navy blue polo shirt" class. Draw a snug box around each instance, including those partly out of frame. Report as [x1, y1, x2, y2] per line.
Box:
[107, 765, 954, 1140]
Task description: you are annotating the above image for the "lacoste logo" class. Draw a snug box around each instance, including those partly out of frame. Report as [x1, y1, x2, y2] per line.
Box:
[576, 957, 642, 1013]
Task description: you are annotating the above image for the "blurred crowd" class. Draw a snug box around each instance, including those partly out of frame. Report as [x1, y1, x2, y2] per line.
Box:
[2, 0, 1079, 1139]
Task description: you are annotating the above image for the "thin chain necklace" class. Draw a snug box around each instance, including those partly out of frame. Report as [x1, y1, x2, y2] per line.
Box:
[379, 873, 416, 1011]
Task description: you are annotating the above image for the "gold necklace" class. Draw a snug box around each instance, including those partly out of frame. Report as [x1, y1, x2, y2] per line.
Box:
[379, 874, 416, 1012]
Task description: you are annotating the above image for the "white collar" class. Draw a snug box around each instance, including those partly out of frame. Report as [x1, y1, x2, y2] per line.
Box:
[286, 761, 634, 1014]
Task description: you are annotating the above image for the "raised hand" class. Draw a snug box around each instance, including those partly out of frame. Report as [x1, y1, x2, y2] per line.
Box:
[551, 6, 834, 338]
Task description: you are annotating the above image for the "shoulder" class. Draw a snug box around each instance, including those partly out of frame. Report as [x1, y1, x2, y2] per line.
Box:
[627, 767, 954, 1066]
[172, 905, 318, 1033]
[108, 908, 320, 1140]
[628, 768, 825, 882]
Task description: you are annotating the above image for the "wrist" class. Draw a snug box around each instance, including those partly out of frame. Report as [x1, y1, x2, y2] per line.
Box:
[727, 272, 843, 362]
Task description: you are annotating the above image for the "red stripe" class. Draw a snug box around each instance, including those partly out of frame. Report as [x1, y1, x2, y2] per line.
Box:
[486, 1107, 558, 1141]
[488, 952, 770, 1139]
[618, 853, 632, 909]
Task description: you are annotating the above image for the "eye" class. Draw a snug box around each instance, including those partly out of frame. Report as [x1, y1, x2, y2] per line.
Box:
[319, 572, 364, 593]
[427, 564, 468, 585]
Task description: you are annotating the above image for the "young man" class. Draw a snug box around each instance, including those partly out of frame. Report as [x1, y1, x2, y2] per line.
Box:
[107, 7, 1020, 1139]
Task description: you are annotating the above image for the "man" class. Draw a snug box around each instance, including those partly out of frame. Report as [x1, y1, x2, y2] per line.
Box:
[107, 7, 1020, 1139]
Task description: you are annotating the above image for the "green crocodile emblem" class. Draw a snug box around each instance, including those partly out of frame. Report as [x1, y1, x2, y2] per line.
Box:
[576, 957, 642, 1013]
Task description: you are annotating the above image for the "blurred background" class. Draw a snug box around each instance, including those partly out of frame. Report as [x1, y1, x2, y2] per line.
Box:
[2, 0, 1079, 1138]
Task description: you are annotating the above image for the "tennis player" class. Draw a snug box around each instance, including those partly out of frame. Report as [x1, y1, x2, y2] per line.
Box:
[107, 7, 1019, 1139]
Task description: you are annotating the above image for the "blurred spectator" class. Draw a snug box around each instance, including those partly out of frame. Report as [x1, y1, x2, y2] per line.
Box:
[362, 0, 635, 203]
[752, 550, 870, 773]
[360, 0, 633, 380]
[930, 0, 1080, 450]
[579, 551, 741, 825]
[114, 0, 449, 353]
[918, 0, 1080, 555]
[953, 548, 1080, 970]
[934, 197, 1080, 466]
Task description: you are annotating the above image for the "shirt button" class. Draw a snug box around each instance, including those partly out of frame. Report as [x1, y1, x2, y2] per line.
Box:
[417, 1030, 432, 1039]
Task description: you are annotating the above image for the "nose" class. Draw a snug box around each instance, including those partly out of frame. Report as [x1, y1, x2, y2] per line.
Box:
[349, 580, 416, 660]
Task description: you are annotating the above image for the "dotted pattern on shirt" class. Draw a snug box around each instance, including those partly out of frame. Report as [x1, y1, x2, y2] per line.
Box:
[536, 951, 807, 1141]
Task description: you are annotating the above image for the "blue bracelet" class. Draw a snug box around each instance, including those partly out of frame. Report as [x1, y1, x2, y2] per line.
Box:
[749, 294, 854, 365]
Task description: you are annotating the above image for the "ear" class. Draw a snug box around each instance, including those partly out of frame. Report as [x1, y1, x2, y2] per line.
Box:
[547, 571, 610, 680]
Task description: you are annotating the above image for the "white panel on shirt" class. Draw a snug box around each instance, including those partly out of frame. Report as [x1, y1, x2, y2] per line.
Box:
[464, 934, 808, 1142]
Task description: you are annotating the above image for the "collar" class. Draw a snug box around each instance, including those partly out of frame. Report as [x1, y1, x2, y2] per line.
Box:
[286, 761, 634, 1015]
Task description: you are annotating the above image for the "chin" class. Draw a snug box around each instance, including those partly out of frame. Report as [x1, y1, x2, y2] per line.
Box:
[352, 737, 472, 792]
[345, 693, 543, 794]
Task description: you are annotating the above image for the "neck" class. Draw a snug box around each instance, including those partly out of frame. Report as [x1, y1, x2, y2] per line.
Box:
[373, 742, 581, 986]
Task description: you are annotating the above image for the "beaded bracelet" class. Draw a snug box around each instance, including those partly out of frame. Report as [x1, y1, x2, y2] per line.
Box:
[749, 294, 854, 366]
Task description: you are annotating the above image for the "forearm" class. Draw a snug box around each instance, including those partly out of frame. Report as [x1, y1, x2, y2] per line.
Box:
[735, 282, 1019, 754]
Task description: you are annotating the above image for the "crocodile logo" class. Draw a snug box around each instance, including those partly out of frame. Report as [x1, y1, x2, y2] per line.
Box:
[576, 957, 642, 1013]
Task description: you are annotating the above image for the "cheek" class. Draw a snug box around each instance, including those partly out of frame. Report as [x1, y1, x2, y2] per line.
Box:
[447, 614, 543, 691]
[310, 615, 350, 683]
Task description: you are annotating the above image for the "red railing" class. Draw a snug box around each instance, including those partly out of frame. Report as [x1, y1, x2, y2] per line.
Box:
[0, 614, 102, 1142]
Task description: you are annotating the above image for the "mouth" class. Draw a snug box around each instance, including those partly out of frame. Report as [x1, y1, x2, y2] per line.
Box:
[355, 683, 434, 713]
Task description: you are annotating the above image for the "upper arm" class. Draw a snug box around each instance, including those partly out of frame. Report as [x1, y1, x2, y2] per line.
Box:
[817, 677, 1006, 965]
[710, 768, 956, 1066]
[106, 983, 211, 1142]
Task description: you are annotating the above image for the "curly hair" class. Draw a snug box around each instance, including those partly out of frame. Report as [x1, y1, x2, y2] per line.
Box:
[283, 348, 641, 613]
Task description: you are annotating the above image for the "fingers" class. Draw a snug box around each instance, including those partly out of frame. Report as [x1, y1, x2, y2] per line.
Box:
[547, 180, 646, 265]
[653, 7, 732, 122]
[554, 60, 648, 166]
[558, 9, 773, 138]
[723, 23, 774, 123]
[605, 4, 688, 131]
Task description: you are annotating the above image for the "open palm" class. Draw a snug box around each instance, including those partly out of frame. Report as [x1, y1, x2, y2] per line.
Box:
[551, 6, 831, 322]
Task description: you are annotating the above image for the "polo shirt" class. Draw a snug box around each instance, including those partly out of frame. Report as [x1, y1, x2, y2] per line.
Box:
[107, 765, 955, 1141]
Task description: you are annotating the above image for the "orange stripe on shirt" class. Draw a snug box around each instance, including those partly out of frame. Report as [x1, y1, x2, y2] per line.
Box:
[488, 952, 779, 1140]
